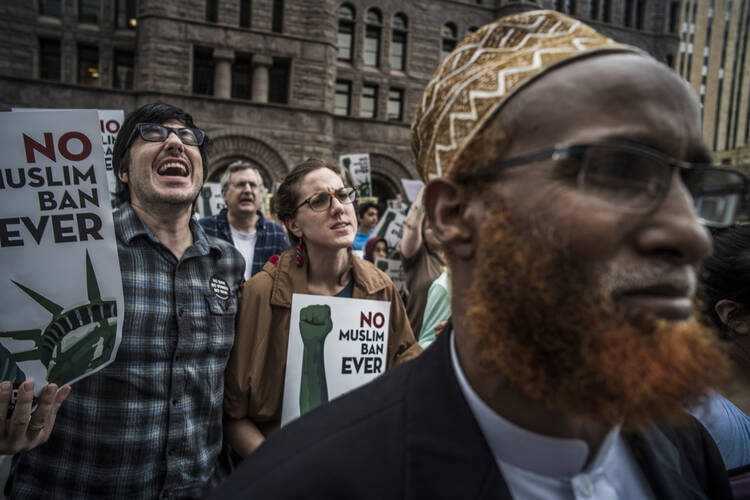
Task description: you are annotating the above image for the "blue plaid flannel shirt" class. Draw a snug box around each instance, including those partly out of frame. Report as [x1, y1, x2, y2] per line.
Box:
[199, 208, 289, 277]
[9, 203, 244, 499]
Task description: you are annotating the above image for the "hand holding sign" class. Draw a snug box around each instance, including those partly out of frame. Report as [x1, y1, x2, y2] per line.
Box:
[299, 304, 332, 416]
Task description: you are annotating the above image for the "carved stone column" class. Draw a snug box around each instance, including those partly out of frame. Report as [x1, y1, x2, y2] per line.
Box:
[213, 48, 235, 99]
[251, 54, 274, 103]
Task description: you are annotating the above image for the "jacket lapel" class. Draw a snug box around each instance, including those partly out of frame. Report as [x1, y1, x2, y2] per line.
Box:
[404, 331, 513, 500]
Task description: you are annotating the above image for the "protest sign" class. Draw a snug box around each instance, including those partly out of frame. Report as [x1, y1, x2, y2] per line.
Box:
[340, 154, 372, 197]
[197, 182, 226, 217]
[0, 110, 124, 406]
[400, 178, 424, 203]
[370, 207, 406, 251]
[374, 257, 405, 294]
[13, 109, 124, 209]
[281, 294, 390, 426]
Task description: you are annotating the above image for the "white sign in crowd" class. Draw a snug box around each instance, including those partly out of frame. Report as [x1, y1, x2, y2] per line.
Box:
[0, 109, 124, 401]
[281, 294, 390, 427]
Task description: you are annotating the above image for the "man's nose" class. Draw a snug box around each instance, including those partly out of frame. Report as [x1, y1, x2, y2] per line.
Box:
[635, 169, 712, 265]
[163, 130, 184, 152]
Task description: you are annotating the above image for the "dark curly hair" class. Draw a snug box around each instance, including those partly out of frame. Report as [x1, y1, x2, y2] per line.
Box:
[700, 225, 750, 336]
[112, 102, 209, 204]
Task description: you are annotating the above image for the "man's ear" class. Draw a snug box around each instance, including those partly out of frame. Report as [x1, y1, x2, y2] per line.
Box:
[423, 179, 477, 260]
[715, 299, 750, 336]
[117, 170, 128, 183]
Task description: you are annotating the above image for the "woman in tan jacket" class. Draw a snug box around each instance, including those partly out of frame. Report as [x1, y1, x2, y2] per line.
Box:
[224, 158, 421, 459]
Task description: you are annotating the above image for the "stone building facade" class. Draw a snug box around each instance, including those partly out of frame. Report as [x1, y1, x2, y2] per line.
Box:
[0, 0, 683, 201]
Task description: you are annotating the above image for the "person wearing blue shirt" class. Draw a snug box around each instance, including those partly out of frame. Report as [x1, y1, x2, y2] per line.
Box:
[352, 201, 378, 251]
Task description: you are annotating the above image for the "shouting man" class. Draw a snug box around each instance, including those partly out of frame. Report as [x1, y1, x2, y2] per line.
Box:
[9, 103, 244, 498]
[200, 161, 288, 280]
[210, 11, 747, 499]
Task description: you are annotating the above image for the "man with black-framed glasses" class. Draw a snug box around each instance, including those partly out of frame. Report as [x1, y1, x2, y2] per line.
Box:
[9, 103, 244, 499]
[211, 10, 738, 500]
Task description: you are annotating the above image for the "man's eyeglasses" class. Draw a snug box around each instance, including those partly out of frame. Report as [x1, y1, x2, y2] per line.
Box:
[129, 123, 205, 147]
[466, 142, 749, 228]
[296, 187, 358, 212]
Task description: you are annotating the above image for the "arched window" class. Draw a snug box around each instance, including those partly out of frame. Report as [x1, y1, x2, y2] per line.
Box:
[391, 13, 408, 71]
[441, 23, 457, 61]
[337, 3, 355, 61]
[364, 8, 382, 67]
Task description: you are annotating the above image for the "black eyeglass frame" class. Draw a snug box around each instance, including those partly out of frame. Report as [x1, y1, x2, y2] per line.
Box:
[295, 186, 359, 213]
[462, 142, 749, 227]
[127, 122, 206, 147]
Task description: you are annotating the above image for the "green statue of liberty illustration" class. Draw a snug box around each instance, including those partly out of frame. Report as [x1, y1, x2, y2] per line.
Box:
[298, 304, 333, 415]
[0, 250, 117, 386]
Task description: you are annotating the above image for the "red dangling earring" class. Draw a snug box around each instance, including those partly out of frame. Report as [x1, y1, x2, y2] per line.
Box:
[296, 241, 303, 267]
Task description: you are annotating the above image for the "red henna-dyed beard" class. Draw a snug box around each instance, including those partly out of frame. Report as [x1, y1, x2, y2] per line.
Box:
[463, 203, 727, 429]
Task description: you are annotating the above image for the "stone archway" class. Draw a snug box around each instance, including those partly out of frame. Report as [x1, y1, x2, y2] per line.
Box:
[368, 153, 415, 199]
[206, 132, 289, 188]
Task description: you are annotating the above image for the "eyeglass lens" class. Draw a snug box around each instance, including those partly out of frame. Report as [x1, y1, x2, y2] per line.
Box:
[139, 123, 203, 146]
[578, 145, 745, 226]
[308, 188, 356, 211]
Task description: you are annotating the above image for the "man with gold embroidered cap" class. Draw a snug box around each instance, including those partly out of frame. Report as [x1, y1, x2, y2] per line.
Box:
[209, 10, 746, 499]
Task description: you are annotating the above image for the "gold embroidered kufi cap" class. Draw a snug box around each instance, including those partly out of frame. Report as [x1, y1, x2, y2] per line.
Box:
[410, 10, 643, 182]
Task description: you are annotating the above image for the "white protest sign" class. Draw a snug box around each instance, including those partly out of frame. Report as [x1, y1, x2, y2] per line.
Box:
[197, 182, 226, 217]
[374, 257, 405, 294]
[13, 109, 124, 209]
[0, 110, 124, 404]
[370, 207, 406, 251]
[400, 178, 424, 202]
[281, 294, 390, 426]
[340, 153, 372, 197]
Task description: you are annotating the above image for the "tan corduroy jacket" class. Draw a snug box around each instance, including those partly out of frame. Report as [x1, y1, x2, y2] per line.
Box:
[224, 248, 422, 437]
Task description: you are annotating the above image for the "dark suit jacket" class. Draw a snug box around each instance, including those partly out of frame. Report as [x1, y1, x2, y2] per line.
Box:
[210, 331, 732, 499]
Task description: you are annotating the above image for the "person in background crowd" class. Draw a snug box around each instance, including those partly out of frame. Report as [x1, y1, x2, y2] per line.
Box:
[9, 103, 244, 499]
[400, 188, 444, 334]
[353, 202, 379, 251]
[200, 161, 289, 280]
[210, 11, 744, 499]
[418, 269, 451, 349]
[691, 224, 750, 471]
[223, 158, 421, 460]
[364, 237, 388, 263]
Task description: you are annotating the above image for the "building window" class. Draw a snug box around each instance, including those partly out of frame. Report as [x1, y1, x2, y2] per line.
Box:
[565, 0, 577, 15]
[335, 81, 351, 116]
[360, 84, 377, 118]
[39, 38, 61, 81]
[387, 88, 403, 121]
[624, 0, 634, 27]
[665, 54, 674, 68]
[391, 13, 407, 71]
[113, 49, 134, 89]
[635, 0, 646, 29]
[667, 1, 679, 33]
[231, 53, 252, 99]
[590, 0, 599, 18]
[79, 0, 99, 24]
[554, 0, 563, 11]
[78, 44, 99, 86]
[441, 23, 457, 61]
[602, 0, 611, 22]
[272, 0, 283, 32]
[364, 8, 382, 67]
[115, 0, 137, 29]
[467, 26, 479, 34]
[206, 0, 218, 23]
[268, 57, 290, 104]
[39, 0, 61, 17]
[193, 47, 214, 95]
[338, 3, 355, 61]
[239, 0, 251, 28]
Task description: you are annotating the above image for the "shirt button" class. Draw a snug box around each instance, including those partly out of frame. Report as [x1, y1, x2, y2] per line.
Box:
[575, 475, 594, 497]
